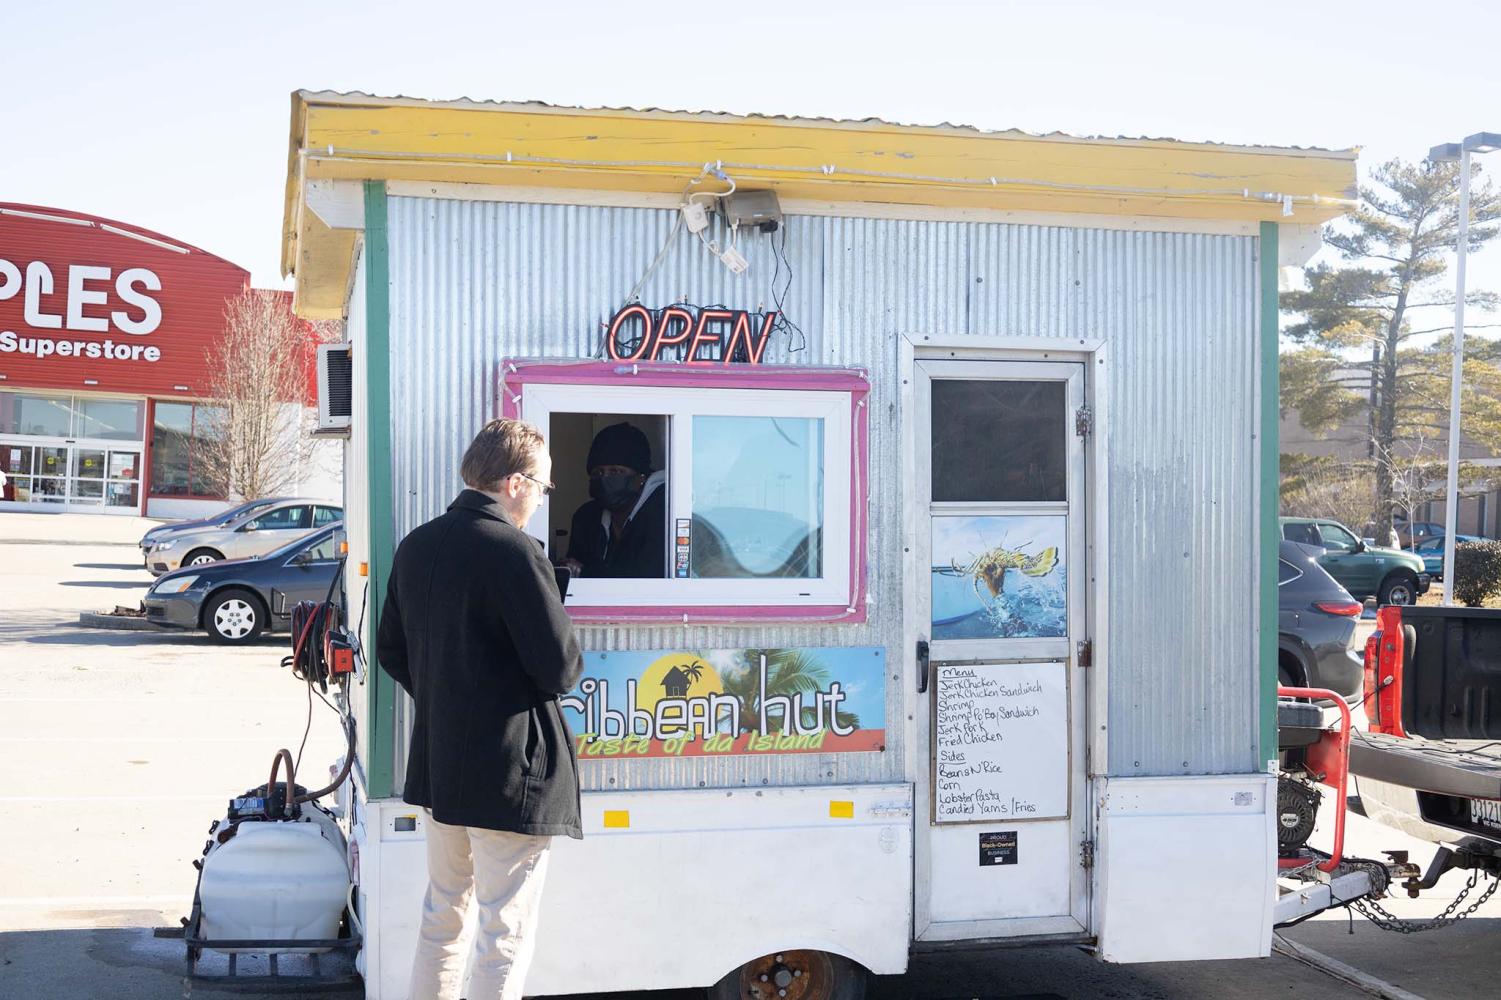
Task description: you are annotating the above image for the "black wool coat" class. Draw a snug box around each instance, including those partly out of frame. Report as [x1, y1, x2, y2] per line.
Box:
[377, 489, 584, 838]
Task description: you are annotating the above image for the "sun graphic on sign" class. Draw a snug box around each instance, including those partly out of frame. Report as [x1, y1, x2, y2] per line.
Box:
[633, 652, 725, 716]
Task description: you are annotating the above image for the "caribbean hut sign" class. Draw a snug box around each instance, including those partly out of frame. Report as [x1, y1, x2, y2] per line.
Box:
[560, 647, 886, 758]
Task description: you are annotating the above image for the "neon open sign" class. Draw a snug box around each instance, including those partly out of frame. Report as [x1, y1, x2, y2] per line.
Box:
[605, 305, 776, 365]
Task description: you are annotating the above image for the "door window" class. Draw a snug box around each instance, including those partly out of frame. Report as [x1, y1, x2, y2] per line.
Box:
[3, 446, 34, 475]
[930, 379, 1066, 502]
[1317, 523, 1359, 552]
[301, 534, 341, 562]
[1278, 559, 1303, 585]
[247, 505, 310, 531]
[1283, 522, 1320, 546]
[75, 450, 106, 481]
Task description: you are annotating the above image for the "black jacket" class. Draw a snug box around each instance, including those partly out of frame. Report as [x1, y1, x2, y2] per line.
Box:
[565, 482, 667, 579]
[377, 490, 583, 838]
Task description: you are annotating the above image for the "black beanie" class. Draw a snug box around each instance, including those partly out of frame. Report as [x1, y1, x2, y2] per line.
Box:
[587, 422, 652, 473]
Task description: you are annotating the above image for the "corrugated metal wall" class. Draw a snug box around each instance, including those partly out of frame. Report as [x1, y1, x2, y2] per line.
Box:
[385, 195, 1260, 783]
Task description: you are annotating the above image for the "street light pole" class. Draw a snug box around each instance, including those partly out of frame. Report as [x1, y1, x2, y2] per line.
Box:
[1429, 133, 1500, 604]
[1441, 145, 1471, 605]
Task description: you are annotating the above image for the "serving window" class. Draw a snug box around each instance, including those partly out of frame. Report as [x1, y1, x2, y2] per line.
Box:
[502, 362, 868, 623]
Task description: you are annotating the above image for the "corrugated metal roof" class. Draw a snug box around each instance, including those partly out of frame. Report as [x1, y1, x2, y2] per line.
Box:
[295, 89, 1357, 158]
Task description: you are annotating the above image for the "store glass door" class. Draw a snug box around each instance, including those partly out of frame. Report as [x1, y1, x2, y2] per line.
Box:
[911, 358, 1091, 943]
[0, 441, 142, 513]
[70, 448, 107, 509]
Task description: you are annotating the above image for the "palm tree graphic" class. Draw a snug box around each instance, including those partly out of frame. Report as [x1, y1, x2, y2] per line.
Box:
[717, 649, 861, 735]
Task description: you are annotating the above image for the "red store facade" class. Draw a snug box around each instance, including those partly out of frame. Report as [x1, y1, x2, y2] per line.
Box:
[1, 203, 252, 517]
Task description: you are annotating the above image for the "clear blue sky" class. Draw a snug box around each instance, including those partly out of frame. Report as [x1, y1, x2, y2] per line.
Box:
[3, 0, 1498, 320]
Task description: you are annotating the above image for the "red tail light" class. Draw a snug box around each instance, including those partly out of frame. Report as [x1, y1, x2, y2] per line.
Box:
[1315, 600, 1363, 617]
[1366, 605, 1408, 737]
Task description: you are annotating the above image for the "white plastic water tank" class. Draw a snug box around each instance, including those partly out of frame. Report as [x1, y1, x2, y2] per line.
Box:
[198, 807, 350, 954]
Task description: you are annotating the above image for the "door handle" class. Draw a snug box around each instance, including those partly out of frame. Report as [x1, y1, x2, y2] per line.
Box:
[916, 639, 930, 694]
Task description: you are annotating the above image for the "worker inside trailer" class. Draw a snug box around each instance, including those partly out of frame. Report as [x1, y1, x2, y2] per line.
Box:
[562, 421, 667, 578]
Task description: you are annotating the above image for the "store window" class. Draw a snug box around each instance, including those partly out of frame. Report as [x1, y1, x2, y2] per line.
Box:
[0, 392, 144, 441]
[506, 363, 868, 621]
[0, 392, 73, 437]
[149, 402, 225, 498]
[76, 398, 145, 441]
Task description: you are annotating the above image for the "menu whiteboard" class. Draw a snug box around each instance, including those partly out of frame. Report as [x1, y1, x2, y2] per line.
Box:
[933, 660, 1069, 823]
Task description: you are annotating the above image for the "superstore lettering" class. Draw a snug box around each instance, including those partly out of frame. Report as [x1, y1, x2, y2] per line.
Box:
[0, 331, 161, 363]
[0, 258, 166, 364]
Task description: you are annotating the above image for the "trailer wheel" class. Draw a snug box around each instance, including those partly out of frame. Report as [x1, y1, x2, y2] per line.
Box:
[708, 950, 867, 1000]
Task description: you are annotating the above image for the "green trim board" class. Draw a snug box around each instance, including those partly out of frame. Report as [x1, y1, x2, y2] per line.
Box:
[1258, 221, 1280, 769]
[363, 180, 398, 799]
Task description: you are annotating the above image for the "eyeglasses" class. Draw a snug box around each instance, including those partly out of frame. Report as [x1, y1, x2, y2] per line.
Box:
[516, 472, 555, 496]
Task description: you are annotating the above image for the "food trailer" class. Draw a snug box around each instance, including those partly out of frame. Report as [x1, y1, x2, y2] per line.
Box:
[279, 90, 1356, 997]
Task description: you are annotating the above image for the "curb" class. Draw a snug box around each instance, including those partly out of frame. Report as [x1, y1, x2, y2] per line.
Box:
[78, 612, 167, 632]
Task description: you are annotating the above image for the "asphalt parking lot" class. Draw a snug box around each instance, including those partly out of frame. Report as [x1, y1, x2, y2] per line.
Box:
[2, 511, 1500, 999]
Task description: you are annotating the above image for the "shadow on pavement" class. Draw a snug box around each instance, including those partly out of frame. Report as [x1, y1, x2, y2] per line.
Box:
[59, 580, 150, 589]
[73, 563, 149, 571]
[1284, 915, 1501, 998]
[0, 926, 358, 1000]
[21, 628, 283, 649]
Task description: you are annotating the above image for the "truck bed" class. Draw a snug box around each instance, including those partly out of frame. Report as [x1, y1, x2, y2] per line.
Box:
[1352, 730, 1501, 845]
[1398, 606, 1501, 739]
[1351, 731, 1501, 799]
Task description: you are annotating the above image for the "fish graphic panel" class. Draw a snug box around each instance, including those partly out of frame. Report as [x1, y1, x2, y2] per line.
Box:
[930, 515, 1067, 639]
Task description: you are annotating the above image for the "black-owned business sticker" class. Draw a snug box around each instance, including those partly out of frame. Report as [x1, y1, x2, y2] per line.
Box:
[979, 830, 1018, 866]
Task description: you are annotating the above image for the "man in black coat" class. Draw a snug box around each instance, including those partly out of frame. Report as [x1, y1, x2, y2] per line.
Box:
[378, 417, 582, 1000]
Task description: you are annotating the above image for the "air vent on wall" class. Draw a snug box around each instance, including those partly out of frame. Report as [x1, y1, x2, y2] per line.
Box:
[316, 343, 353, 437]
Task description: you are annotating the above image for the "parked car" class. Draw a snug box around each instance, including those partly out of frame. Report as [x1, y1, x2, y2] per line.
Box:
[138, 497, 289, 566]
[1412, 534, 1483, 580]
[1280, 516, 1430, 605]
[144, 499, 343, 576]
[1395, 519, 1445, 549]
[1278, 539, 1364, 703]
[142, 523, 344, 643]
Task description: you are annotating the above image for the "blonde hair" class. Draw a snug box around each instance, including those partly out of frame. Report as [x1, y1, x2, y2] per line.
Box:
[460, 419, 547, 491]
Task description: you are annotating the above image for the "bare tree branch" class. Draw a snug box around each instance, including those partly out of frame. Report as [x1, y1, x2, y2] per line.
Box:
[196, 289, 335, 499]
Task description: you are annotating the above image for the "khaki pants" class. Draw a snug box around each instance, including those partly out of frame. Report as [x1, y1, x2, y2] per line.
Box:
[408, 811, 551, 1000]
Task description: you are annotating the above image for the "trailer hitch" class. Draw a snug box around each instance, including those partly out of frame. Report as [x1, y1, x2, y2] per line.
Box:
[1403, 845, 1501, 898]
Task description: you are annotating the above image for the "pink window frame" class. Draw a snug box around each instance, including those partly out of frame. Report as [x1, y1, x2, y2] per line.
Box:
[498, 359, 870, 625]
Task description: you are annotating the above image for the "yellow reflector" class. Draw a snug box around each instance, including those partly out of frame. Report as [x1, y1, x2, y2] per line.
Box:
[603, 810, 630, 829]
[358, 561, 369, 577]
[829, 800, 855, 819]
[340, 541, 350, 555]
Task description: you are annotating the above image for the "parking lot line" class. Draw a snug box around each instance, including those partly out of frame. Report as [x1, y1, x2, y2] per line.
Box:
[1274, 934, 1428, 1000]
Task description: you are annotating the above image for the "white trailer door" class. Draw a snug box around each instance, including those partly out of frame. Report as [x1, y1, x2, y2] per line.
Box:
[910, 359, 1091, 942]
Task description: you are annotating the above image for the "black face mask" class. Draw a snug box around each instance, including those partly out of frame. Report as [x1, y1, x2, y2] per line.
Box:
[589, 473, 640, 513]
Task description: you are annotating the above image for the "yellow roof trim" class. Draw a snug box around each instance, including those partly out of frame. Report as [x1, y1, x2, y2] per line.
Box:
[282, 90, 1357, 316]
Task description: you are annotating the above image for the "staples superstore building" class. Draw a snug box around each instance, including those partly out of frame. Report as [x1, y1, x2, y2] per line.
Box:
[1, 203, 267, 517]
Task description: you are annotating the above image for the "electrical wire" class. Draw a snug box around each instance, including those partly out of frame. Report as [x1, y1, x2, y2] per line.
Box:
[282, 551, 348, 780]
[599, 166, 744, 359]
[768, 222, 807, 354]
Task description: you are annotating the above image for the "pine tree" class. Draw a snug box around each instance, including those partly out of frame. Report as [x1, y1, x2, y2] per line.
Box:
[1281, 158, 1501, 539]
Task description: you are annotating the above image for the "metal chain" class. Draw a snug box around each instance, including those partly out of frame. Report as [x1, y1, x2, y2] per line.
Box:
[1351, 867, 1500, 933]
